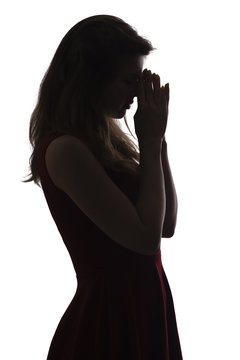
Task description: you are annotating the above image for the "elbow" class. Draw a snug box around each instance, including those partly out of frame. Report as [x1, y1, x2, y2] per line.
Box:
[165, 232, 175, 238]
[162, 212, 177, 238]
[162, 230, 175, 238]
[162, 222, 176, 238]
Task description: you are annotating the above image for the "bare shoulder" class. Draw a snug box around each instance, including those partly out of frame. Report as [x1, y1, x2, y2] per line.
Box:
[46, 134, 89, 150]
[45, 134, 102, 195]
[45, 134, 95, 164]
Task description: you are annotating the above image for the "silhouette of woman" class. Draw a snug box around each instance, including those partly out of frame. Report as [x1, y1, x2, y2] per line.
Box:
[23, 15, 183, 359]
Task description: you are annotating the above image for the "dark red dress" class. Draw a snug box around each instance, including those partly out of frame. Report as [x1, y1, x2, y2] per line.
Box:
[36, 131, 183, 359]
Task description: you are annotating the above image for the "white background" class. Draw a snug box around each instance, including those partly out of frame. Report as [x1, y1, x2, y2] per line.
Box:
[1, 0, 240, 359]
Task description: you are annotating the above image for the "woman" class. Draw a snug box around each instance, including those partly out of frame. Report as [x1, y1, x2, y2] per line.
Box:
[23, 14, 182, 359]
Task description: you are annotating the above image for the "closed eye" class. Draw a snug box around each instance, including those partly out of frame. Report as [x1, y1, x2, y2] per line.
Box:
[126, 77, 140, 85]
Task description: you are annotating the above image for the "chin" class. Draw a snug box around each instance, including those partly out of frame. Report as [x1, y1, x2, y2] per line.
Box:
[117, 107, 128, 118]
[107, 109, 126, 119]
[106, 104, 129, 119]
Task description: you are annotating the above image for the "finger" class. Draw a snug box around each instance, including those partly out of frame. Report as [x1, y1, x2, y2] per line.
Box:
[161, 87, 168, 116]
[136, 72, 145, 106]
[160, 86, 166, 106]
[165, 84, 169, 114]
[165, 83, 169, 104]
[152, 73, 161, 87]
[152, 73, 161, 104]
[159, 86, 167, 111]
[144, 70, 154, 102]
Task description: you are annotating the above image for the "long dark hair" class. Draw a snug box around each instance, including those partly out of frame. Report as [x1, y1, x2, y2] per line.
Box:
[22, 15, 156, 187]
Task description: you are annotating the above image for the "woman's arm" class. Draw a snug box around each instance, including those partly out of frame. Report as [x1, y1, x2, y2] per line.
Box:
[161, 137, 178, 237]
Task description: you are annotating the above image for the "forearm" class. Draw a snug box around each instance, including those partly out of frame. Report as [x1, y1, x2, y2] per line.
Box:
[161, 138, 178, 237]
[136, 139, 166, 249]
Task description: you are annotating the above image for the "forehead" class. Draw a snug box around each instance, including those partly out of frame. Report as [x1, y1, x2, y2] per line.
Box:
[118, 55, 145, 76]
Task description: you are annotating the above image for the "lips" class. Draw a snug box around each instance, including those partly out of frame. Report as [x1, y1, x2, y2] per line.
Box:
[125, 99, 134, 108]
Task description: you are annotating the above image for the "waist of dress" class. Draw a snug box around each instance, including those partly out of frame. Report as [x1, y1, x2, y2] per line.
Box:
[74, 249, 162, 281]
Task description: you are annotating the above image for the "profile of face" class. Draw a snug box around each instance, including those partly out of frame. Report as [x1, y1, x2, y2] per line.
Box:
[101, 55, 145, 119]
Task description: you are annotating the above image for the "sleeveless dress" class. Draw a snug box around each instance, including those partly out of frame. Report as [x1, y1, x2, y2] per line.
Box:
[36, 131, 183, 360]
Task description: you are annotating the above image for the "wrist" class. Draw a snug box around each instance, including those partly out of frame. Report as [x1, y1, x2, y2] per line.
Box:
[139, 138, 163, 150]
